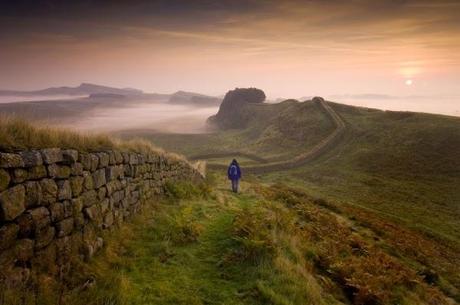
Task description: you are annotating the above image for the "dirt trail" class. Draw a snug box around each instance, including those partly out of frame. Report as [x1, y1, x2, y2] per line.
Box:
[202, 100, 346, 174]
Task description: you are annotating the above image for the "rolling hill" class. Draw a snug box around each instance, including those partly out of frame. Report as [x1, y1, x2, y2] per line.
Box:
[129, 88, 460, 302]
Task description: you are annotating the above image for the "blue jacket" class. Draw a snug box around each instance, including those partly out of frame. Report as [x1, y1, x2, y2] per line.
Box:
[228, 162, 241, 180]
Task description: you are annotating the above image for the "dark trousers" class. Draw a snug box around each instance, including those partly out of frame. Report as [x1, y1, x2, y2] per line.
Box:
[231, 179, 239, 193]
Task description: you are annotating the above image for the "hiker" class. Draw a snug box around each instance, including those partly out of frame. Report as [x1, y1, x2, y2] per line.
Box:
[227, 159, 242, 193]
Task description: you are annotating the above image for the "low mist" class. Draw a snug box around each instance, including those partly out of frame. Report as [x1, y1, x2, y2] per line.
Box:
[58, 103, 219, 133]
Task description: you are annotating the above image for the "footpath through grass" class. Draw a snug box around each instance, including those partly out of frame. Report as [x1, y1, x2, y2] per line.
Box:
[64, 174, 458, 305]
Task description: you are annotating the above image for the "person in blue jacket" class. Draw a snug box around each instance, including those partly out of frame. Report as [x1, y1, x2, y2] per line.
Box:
[227, 159, 242, 193]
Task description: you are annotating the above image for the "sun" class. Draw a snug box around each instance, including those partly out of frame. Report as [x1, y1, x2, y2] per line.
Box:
[405, 79, 413, 86]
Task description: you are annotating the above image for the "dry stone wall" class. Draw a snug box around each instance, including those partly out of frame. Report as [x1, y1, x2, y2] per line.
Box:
[0, 148, 202, 287]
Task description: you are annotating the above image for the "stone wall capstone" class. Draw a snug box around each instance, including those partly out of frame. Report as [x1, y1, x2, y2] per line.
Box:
[0, 148, 202, 286]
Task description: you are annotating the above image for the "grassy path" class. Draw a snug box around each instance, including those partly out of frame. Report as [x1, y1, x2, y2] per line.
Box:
[65, 178, 457, 305]
[72, 181, 270, 305]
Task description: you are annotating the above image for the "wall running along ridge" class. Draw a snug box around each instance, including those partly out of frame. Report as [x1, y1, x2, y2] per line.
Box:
[0, 148, 203, 289]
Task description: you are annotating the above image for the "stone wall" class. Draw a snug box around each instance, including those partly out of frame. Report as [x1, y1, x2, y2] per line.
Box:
[0, 148, 203, 287]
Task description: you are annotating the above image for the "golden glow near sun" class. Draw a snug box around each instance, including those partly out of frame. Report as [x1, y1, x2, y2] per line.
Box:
[405, 79, 413, 86]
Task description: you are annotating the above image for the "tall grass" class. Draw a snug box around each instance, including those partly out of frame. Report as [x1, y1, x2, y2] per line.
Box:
[0, 116, 192, 164]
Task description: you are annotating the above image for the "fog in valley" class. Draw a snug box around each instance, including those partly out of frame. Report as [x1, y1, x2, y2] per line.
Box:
[58, 102, 219, 133]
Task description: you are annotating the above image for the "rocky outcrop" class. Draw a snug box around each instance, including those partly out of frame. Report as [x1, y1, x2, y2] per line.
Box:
[207, 88, 266, 129]
[0, 148, 202, 288]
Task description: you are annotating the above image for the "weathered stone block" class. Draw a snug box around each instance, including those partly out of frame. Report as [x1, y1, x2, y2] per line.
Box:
[83, 171, 94, 190]
[0, 223, 19, 250]
[114, 151, 123, 164]
[28, 165, 48, 180]
[81, 190, 97, 207]
[0, 184, 26, 221]
[15, 239, 34, 263]
[105, 165, 120, 181]
[49, 202, 64, 222]
[92, 169, 106, 189]
[19, 151, 43, 167]
[129, 153, 138, 165]
[56, 218, 74, 237]
[24, 181, 42, 208]
[35, 226, 55, 249]
[122, 152, 130, 163]
[0, 169, 10, 191]
[0, 153, 24, 168]
[41, 148, 63, 164]
[97, 186, 107, 200]
[0, 247, 16, 269]
[57, 180, 72, 200]
[97, 152, 109, 168]
[16, 213, 33, 238]
[90, 154, 99, 172]
[103, 212, 114, 229]
[29, 207, 51, 229]
[71, 197, 83, 215]
[62, 149, 78, 163]
[69, 176, 84, 197]
[100, 198, 110, 214]
[12, 168, 28, 183]
[70, 162, 83, 176]
[74, 212, 85, 229]
[40, 178, 57, 205]
[79, 153, 92, 170]
[48, 164, 71, 179]
[84, 205, 100, 224]
[108, 151, 116, 165]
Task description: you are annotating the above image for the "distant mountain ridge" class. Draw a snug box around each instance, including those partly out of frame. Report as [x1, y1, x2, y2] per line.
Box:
[0, 83, 144, 96]
[168, 90, 221, 106]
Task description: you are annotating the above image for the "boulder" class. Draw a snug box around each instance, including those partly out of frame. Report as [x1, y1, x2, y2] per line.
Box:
[0, 184, 26, 221]
[40, 148, 63, 164]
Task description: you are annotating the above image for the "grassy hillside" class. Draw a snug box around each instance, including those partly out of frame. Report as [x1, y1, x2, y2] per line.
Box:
[130, 99, 460, 301]
[46, 177, 456, 305]
[126, 100, 335, 163]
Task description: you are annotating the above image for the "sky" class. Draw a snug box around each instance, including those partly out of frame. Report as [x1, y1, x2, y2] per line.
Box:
[1, 0, 460, 102]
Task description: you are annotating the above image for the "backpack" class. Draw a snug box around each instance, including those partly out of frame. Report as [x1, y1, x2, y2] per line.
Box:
[230, 164, 238, 177]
